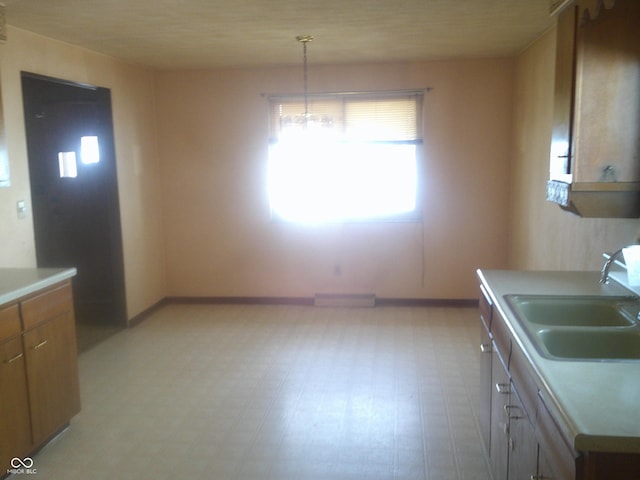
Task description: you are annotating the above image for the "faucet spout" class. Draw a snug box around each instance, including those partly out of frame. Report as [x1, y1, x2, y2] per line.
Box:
[600, 247, 631, 284]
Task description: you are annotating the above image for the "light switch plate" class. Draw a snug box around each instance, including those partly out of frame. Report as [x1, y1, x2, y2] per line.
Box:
[17, 200, 26, 219]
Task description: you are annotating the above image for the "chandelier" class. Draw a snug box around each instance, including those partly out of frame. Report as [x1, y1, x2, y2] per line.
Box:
[289, 35, 331, 131]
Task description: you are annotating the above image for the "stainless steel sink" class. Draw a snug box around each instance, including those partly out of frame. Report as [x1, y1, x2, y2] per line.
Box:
[504, 295, 640, 361]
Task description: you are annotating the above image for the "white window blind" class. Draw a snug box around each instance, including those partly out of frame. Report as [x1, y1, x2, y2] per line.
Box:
[268, 91, 423, 223]
[269, 93, 421, 142]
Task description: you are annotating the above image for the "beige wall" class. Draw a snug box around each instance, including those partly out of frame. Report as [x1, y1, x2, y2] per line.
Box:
[509, 27, 640, 271]
[10, 22, 625, 306]
[156, 59, 513, 300]
[0, 27, 166, 319]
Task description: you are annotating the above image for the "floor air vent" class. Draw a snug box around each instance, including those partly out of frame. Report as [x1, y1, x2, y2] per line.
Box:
[314, 294, 376, 307]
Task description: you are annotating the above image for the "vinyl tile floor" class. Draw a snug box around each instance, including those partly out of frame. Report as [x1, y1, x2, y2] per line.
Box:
[30, 304, 491, 480]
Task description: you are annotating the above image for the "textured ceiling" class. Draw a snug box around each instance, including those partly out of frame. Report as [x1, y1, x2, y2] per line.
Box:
[3, 0, 555, 70]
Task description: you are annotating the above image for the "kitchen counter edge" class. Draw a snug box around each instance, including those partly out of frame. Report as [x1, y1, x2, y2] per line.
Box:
[0, 268, 78, 307]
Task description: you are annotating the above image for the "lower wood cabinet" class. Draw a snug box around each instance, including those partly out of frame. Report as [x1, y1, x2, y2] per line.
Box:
[23, 311, 80, 445]
[479, 283, 575, 480]
[0, 336, 32, 473]
[0, 281, 80, 474]
[479, 317, 492, 452]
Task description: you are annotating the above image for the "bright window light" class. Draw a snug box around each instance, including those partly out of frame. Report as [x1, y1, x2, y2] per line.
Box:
[58, 152, 78, 178]
[268, 92, 422, 223]
[268, 136, 416, 223]
[81, 136, 100, 164]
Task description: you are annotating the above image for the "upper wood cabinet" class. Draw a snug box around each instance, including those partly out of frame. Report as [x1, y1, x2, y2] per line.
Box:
[547, 0, 640, 217]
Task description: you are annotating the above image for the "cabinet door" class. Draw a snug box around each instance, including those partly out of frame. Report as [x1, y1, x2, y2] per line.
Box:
[538, 448, 556, 480]
[550, 3, 578, 180]
[573, 0, 640, 183]
[536, 394, 576, 480]
[479, 284, 493, 452]
[479, 322, 492, 452]
[507, 385, 538, 480]
[23, 312, 81, 445]
[490, 347, 510, 480]
[0, 336, 32, 471]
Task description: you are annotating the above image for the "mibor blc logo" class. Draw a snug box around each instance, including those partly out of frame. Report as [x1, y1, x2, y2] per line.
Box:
[8, 457, 37, 475]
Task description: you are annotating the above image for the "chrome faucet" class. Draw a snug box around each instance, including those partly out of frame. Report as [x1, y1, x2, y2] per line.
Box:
[600, 246, 632, 284]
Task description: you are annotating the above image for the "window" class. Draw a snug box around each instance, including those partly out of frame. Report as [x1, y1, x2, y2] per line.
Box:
[268, 91, 422, 223]
[80, 136, 100, 164]
[58, 151, 78, 178]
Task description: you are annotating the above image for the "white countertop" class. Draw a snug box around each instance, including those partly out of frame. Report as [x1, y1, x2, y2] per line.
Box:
[0, 268, 77, 306]
[477, 269, 640, 453]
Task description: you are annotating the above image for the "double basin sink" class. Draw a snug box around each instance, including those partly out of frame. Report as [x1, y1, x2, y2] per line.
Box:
[505, 294, 640, 361]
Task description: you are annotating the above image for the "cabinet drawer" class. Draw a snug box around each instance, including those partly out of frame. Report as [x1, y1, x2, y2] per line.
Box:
[21, 283, 73, 330]
[491, 310, 511, 368]
[0, 304, 21, 342]
[479, 284, 493, 332]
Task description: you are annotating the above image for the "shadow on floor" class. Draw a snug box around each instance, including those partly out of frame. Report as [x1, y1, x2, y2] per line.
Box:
[75, 323, 123, 353]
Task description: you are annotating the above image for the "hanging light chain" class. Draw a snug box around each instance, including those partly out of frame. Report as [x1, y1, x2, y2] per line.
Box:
[296, 35, 314, 124]
[303, 40, 308, 118]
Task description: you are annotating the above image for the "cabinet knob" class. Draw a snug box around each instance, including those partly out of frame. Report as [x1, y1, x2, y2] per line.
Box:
[480, 343, 492, 353]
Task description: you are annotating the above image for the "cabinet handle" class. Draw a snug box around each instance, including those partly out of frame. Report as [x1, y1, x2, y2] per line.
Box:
[504, 404, 523, 419]
[480, 343, 492, 353]
[31, 339, 48, 350]
[495, 383, 510, 394]
[3, 352, 24, 364]
[530, 476, 552, 480]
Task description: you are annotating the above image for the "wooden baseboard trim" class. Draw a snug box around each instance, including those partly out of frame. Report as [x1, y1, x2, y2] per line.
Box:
[128, 297, 169, 327]
[165, 296, 315, 306]
[163, 296, 478, 308]
[376, 298, 479, 307]
[314, 293, 376, 307]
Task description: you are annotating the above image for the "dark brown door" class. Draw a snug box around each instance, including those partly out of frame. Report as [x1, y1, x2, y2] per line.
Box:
[21, 73, 126, 327]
